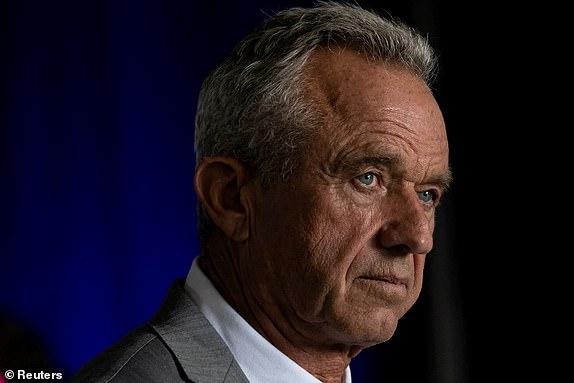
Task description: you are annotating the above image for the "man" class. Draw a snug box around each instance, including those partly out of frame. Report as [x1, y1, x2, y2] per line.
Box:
[69, 1, 451, 382]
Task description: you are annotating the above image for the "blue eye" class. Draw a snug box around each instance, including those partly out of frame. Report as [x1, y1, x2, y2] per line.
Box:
[417, 190, 435, 203]
[355, 172, 377, 186]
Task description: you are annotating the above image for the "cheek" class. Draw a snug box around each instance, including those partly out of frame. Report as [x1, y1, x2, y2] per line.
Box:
[305, 188, 385, 266]
[296, 207, 378, 304]
[249, 189, 330, 282]
[251, 183, 379, 308]
[282, 209, 362, 308]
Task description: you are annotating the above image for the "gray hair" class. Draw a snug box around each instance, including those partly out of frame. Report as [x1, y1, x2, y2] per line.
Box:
[194, 0, 439, 245]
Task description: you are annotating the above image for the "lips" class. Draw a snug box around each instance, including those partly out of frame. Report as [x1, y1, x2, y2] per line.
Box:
[356, 274, 410, 299]
[360, 275, 407, 286]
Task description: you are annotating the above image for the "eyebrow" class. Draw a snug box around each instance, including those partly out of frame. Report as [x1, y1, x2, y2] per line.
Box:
[336, 153, 453, 191]
[428, 168, 453, 192]
[339, 154, 398, 172]
[334, 153, 399, 176]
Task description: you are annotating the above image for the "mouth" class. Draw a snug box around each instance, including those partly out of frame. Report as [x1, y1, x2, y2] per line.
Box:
[356, 275, 409, 298]
[360, 275, 406, 286]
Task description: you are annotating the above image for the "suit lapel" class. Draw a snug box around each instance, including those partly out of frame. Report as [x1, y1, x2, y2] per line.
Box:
[149, 279, 250, 383]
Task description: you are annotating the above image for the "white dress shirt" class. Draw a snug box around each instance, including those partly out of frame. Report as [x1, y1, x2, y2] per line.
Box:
[184, 258, 352, 383]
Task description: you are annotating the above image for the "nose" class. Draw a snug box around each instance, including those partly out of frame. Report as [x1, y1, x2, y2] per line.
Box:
[376, 189, 435, 255]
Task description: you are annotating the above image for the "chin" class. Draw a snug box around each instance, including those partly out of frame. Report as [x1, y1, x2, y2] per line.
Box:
[363, 322, 399, 344]
[336, 310, 401, 346]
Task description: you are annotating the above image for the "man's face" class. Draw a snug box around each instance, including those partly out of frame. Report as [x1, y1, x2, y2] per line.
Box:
[244, 48, 450, 348]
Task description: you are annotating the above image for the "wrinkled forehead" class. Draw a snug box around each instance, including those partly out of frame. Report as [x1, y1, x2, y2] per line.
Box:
[303, 48, 446, 141]
[298, 47, 449, 178]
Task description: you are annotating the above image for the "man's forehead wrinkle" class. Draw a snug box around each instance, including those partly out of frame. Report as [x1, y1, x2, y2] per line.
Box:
[337, 154, 400, 174]
[327, 126, 408, 166]
[328, 138, 405, 175]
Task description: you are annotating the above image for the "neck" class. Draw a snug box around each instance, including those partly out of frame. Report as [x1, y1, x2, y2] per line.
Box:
[197, 241, 360, 383]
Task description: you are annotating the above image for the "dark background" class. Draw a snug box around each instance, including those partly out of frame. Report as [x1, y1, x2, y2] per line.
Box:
[1, 0, 548, 382]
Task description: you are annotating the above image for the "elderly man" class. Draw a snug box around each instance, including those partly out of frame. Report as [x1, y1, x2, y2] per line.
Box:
[69, 1, 451, 382]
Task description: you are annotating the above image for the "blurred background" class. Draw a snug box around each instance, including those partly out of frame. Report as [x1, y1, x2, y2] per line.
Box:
[0, 0, 543, 382]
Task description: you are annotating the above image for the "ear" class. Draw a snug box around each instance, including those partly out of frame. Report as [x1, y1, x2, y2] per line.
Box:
[194, 156, 253, 242]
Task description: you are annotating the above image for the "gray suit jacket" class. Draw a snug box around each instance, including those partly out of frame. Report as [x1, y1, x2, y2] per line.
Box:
[67, 279, 250, 383]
